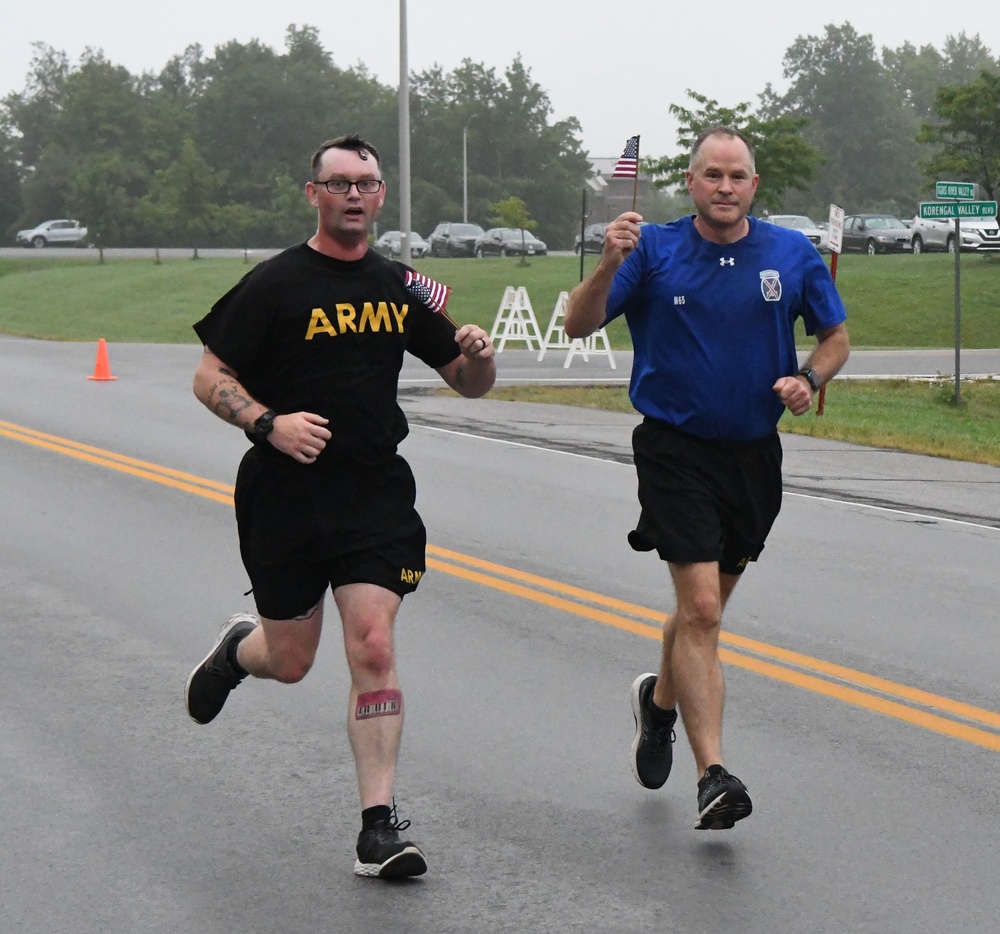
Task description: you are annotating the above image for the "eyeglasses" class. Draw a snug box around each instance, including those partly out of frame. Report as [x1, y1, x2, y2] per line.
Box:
[313, 178, 384, 195]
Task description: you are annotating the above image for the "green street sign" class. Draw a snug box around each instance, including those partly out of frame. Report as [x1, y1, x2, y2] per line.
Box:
[919, 200, 997, 219]
[935, 181, 976, 200]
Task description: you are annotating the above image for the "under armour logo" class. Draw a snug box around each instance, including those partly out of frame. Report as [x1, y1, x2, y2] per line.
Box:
[720, 257, 735, 267]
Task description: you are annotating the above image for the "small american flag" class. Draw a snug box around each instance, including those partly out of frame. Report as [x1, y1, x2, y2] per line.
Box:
[612, 135, 640, 178]
[404, 270, 451, 315]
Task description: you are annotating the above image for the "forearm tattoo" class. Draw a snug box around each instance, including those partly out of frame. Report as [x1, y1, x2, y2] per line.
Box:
[209, 366, 255, 426]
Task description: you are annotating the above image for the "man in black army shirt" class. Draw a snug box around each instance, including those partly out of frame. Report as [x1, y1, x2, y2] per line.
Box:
[185, 135, 496, 880]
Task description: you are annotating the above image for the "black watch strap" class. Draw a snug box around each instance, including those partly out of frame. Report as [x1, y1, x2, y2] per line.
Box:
[797, 368, 820, 392]
[252, 409, 277, 439]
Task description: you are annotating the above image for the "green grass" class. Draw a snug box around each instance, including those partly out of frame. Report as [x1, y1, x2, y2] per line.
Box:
[0, 251, 997, 347]
[0, 257, 256, 342]
[831, 251, 1000, 348]
[777, 378, 1000, 465]
[487, 379, 1000, 467]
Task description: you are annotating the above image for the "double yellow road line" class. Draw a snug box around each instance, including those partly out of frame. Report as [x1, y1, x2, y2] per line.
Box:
[428, 545, 1000, 751]
[0, 420, 233, 503]
[4, 417, 999, 752]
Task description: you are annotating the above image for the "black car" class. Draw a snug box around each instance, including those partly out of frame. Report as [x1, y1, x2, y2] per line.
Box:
[427, 222, 485, 257]
[841, 214, 913, 254]
[474, 227, 548, 258]
[573, 223, 606, 255]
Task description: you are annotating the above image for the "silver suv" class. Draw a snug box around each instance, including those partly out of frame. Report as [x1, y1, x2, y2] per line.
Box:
[909, 215, 1000, 254]
[16, 218, 90, 248]
[760, 214, 829, 252]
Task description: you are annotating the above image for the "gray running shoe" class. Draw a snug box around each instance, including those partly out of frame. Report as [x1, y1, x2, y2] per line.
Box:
[630, 673, 677, 789]
[185, 613, 258, 724]
[354, 806, 427, 879]
[695, 764, 753, 829]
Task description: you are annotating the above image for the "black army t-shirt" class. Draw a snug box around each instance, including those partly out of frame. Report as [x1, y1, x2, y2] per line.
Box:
[194, 244, 461, 470]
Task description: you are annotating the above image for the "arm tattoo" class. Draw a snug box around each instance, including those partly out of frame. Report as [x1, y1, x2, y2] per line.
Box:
[209, 368, 255, 425]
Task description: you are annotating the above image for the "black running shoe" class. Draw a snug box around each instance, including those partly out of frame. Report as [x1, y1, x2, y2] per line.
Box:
[354, 806, 427, 879]
[695, 764, 753, 829]
[630, 673, 677, 789]
[185, 613, 258, 725]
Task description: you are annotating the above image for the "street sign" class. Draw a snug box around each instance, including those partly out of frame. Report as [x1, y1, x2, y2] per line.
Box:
[827, 203, 844, 254]
[919, 201, 998, 219]
[935, 181, 976, 200]
[922, 188, 995, 407]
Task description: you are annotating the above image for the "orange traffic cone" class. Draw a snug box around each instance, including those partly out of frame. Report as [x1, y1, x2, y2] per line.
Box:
[87, 338, 118, 381]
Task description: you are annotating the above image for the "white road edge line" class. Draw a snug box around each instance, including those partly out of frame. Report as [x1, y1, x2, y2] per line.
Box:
[412, 423, 1000, 533]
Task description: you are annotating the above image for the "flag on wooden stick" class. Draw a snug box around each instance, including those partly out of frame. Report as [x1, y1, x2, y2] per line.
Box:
[404, 270, 451, 315]
[612, 136, 640, 178]
[404, 269, 458, 328]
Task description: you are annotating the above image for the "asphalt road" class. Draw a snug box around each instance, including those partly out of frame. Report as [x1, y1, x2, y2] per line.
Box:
[2, 337, 999, 932]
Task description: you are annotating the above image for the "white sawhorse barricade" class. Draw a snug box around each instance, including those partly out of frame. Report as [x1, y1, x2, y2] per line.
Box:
[537, 290, 616, 369]
[489, 286, 544, 352]
[491, 287, 616, 368]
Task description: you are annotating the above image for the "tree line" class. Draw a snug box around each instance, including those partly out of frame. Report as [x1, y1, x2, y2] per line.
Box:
[1, 22, 997, 249]
[650, 24, 999, 219]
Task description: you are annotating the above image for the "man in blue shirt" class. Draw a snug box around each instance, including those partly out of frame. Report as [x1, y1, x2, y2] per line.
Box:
[565, 126, 849, 829]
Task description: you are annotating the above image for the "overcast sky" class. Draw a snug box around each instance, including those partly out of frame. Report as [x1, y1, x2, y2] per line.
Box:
[2, 1, 997, 160]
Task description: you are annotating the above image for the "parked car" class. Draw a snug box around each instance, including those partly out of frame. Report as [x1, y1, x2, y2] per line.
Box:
[760, 214, 829, 252]
[427, 222, 485, 257]
[909, 215, 1000, 254]
[373, 230, 429, 259]
[841, 214, 912, 254]
[16, 218, 89, 248]
[573, 223, 607, 255]
[474, 227, 548, 258]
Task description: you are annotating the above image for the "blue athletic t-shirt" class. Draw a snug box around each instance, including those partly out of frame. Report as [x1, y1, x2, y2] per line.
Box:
[606, 215, 847, 441]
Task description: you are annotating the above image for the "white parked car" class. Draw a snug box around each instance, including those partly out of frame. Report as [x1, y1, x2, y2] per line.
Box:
[373, 230, 429, 259]
[16, 219, 90, 248]
[760, 214, 829, 252]
[909, 215, 1000, 254]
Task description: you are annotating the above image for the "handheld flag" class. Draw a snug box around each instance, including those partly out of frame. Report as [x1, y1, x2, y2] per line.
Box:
[612, 136, 640, 178]
[404, 269, 458, 328]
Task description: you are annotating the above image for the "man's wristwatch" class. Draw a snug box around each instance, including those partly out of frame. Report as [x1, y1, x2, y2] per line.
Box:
[797, 368, 820, 392]
[251, 409, 277, 440]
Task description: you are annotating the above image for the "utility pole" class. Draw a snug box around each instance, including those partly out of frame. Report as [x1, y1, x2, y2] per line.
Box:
[398, 0, 411, 264]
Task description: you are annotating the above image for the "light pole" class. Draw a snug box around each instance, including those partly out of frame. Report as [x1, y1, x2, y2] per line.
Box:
[398, 0, 412, 263]
[463, 114, 478, 223]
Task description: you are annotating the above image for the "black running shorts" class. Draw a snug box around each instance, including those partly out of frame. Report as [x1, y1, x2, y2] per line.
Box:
[234, 448, 428, 620]
[628, 417, 783, 575]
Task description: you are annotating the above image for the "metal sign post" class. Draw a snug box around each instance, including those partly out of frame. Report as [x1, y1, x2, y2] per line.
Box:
[919, 190, 997, 404]
[818, 204, 845, 416]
